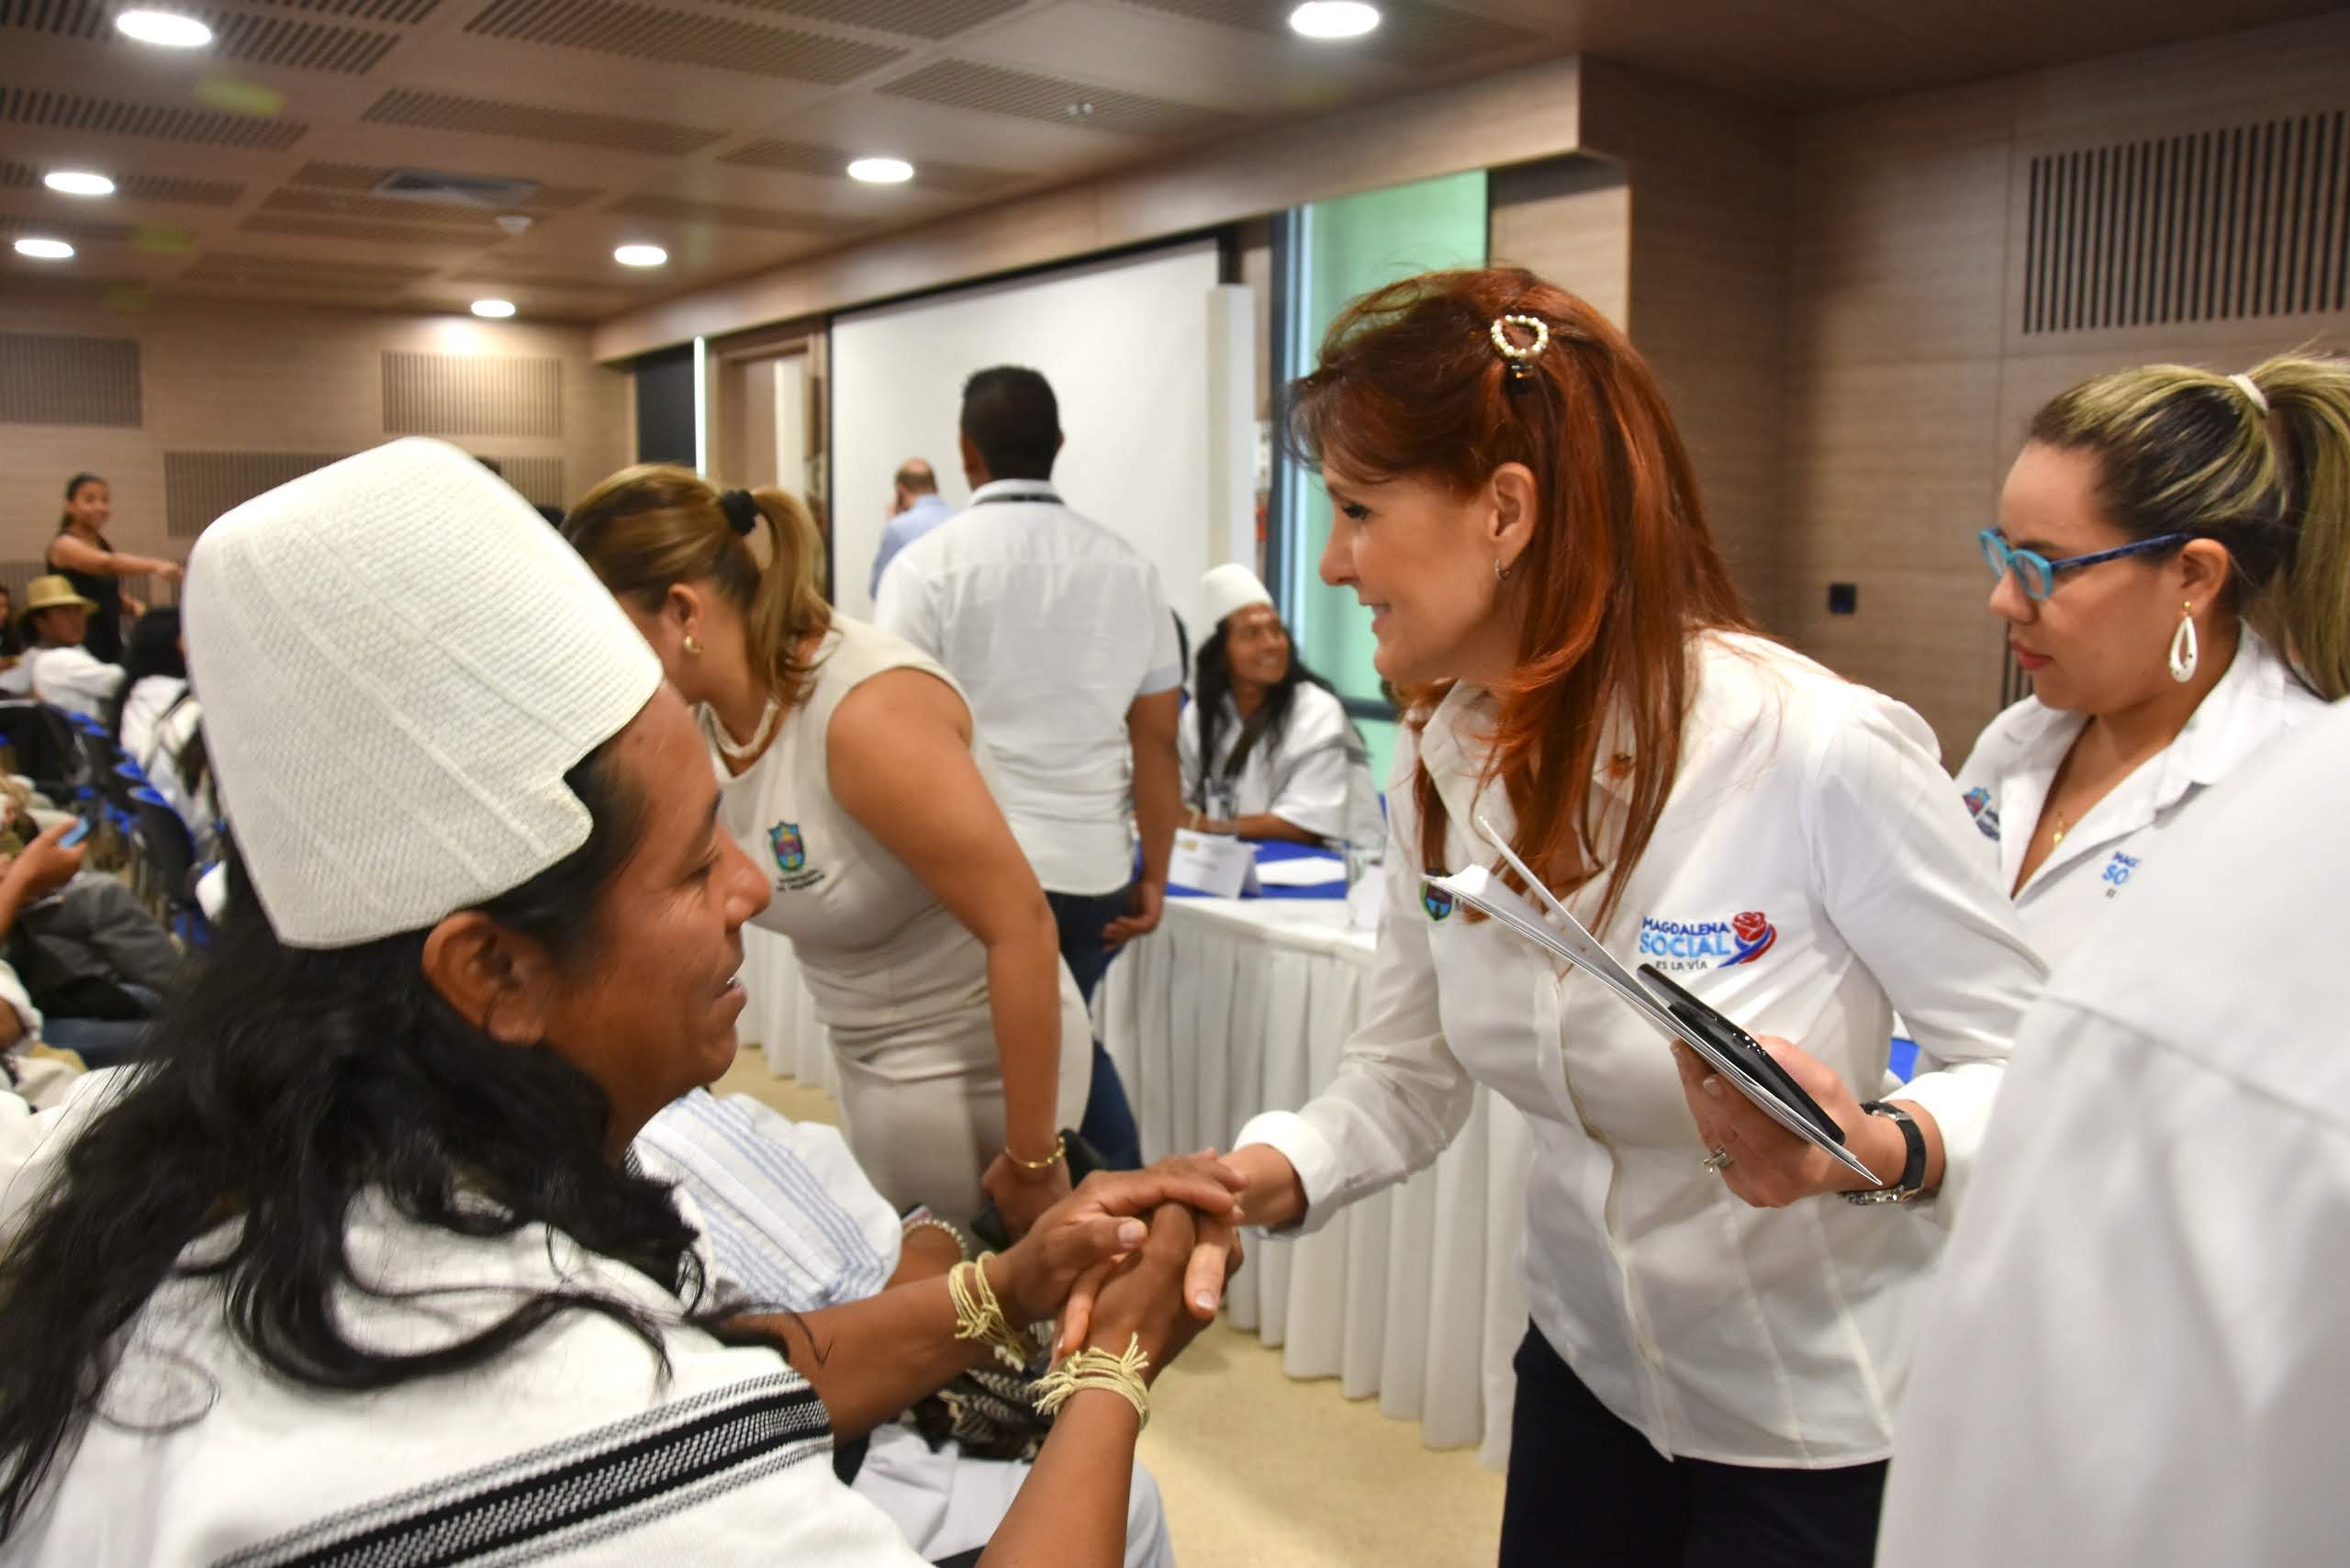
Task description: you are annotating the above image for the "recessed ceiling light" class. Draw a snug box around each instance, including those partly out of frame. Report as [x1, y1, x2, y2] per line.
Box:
[470, 297, 517, 319]
[13, 238, 75, 261]
[114, 9, 214, 47]
[846, 157, 914, 185]
[43, 171, 116, 198]
[613, 243, 667, 267]
[1288, 1, 1380, 39]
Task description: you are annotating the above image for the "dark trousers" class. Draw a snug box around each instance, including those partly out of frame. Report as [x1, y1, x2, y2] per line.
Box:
[1499, 1325, 1887, 1568]
[1045, 886, 1141, 1171]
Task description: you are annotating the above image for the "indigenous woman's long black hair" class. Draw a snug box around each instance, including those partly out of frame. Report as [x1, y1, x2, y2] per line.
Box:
[0, 744, 709, 1535]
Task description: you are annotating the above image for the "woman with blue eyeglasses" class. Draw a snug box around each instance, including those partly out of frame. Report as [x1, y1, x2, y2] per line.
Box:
[1953, 353, 2350, 969]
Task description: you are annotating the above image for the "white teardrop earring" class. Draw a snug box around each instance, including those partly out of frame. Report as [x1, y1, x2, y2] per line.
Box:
[682, 633, 703, 656]
[2168, 602, 2198, 684]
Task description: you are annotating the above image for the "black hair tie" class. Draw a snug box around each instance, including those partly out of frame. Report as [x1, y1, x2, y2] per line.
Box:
[719, 489, 758, 536]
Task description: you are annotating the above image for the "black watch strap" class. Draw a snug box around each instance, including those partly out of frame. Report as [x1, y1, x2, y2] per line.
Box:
[1843, 1101, 1926, 1204]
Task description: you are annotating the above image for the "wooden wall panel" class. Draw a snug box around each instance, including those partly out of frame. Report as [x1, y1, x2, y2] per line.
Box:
[0, 286, 630, 574]
[1574, 63, 1794, 629]
[1490, 157, 1631, 330]
[1785, 8, 2350, 762]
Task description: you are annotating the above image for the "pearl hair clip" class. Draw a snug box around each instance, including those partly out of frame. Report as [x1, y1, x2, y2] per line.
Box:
[1489, 313, 1549, 391]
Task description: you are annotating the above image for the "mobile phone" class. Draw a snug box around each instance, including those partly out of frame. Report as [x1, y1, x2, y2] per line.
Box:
[1636, 963, 1846, 1146]
[58, 818, 90, 850]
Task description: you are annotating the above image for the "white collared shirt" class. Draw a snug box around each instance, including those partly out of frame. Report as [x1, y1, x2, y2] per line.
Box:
[1178, 683, 1384, 848]
[1953, 631, 2322, 971]
[0, 644, 125, 719]
[876, 480, 1182, 895]
[1237, 633, 2047, 1466]
[1881, 695, 2350, 1567]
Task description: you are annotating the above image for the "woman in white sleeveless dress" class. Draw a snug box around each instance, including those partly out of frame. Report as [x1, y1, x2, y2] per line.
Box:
[568, 467, 1089, 1229]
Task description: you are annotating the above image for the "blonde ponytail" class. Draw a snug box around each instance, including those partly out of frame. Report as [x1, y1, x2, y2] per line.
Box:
[2245, 353, 2350, 700]
[563, 465, 833, 710]
[2028, 352, 2350, 700]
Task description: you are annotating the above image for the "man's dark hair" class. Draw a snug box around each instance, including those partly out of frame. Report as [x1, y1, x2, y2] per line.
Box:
[960, 367, 1060, 481]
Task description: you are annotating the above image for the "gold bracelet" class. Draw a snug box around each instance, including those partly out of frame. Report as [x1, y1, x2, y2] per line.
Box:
[947, 1254, 1035, 1370]
[1003, 1134, 1067, 1173]
[1031, 1333, 1152, 1431]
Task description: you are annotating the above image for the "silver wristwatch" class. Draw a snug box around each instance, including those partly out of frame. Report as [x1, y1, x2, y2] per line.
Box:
[1841, 1101, 1928, 1205]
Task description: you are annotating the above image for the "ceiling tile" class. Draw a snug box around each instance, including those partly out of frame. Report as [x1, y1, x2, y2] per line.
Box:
[243, 0, 444, 24]
[1128, 0, 1542, 66]
[878, 57, 1242, 137]
[239, 211, 502, 244]
[178, 251, 436, 286]
[360, 88, 725, 155]
[0, 209, 140, 243]
[718, 136, 1024, 193]
[287, 161, 600, 209]
[464, 0, 908, 84]
[710, 0, 1024, 39]
[0, 160, 245, 206]
[0, 86, 310, 151]
[602, 190, 856, 231]
[0, 0, 406, 73]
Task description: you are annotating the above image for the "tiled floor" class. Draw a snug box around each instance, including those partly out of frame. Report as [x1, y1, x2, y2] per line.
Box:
[711, 1050, 1507, 1567]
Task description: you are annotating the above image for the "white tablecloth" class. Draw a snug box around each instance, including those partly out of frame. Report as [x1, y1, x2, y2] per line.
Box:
[1097, 896, 1532, 1467]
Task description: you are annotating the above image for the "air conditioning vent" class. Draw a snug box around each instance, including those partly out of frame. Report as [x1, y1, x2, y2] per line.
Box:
[372, 168, 544, 209]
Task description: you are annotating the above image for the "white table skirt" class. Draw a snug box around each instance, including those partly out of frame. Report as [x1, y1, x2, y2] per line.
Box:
[739, 924, 837, 1096]
[1097, 896, 1532, 1468]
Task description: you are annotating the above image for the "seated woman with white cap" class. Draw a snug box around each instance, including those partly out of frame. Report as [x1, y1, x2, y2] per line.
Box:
[0, 577, 126, 721]
[1180, 563, 1382, 848]
[0, 439, 1239, 1566]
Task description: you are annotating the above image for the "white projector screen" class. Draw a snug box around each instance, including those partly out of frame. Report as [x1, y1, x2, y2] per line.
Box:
[828, 241, 1230, 633]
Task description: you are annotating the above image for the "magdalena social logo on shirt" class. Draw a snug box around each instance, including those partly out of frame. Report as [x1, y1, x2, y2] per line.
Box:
[1638, 911, 1777, 970]
[1962, 785, 2001, 841]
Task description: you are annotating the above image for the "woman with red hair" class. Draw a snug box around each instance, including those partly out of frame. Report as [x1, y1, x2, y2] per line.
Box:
[1200, 271, 2046, 1564]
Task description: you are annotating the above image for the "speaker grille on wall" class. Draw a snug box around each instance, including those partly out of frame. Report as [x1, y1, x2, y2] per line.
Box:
[165, 452, 345, 538]
[383, 352, 562, 436]
[0, 332, 141, 427]
[483, 454, 564, 507]
[2023, 110, 2350, 333]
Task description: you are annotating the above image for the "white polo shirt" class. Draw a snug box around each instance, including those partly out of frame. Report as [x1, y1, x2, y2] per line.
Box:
[1881, 695, 2350, 1567]
[1237, 633, 2047, 1467]
[875, 480, 1181, 896]
[1953, 631, 2322, 971]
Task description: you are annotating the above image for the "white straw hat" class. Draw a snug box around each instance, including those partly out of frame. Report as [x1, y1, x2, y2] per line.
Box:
[184, 437, 661, 948]
[1201, 563, 1274, 628]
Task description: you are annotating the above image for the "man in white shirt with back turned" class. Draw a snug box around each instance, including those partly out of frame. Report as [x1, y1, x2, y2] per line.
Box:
[1878, 695, 2350, 1566]
[876, 366, 1181, 1170]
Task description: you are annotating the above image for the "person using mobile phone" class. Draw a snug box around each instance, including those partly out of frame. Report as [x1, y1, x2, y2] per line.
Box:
[1114, 269, 2048, 1568]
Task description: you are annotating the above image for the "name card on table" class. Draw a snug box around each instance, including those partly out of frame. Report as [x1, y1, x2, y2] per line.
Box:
[1169, 829, 1257, 898]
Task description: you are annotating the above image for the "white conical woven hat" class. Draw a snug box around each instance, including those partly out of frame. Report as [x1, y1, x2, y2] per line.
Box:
[1201, 563, 1273, 628]
[184, 437, 661, 948]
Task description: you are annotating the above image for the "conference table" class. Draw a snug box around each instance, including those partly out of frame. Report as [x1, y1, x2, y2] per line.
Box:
[1097, 843, 1530, 1468]
[735, 842, 1531, 1468]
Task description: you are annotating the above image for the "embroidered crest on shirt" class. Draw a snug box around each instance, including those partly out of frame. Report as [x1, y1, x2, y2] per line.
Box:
[1638, 912, 1777, 970]
[1422, 884, 1455, 921]
[766, 822, 822, 893]
[1962, 786, 2001, 841]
